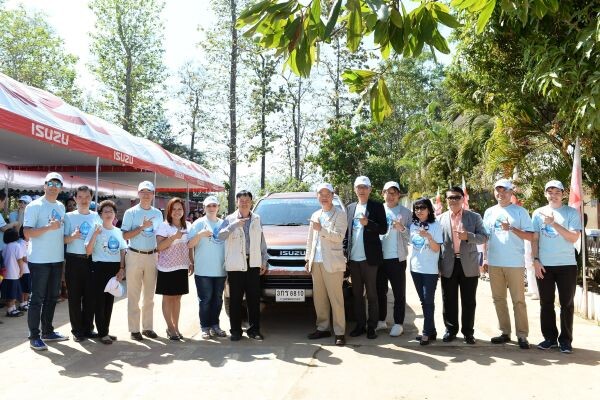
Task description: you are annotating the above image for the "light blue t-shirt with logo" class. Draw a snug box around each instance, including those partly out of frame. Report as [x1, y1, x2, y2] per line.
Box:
[381, 204, 412, 260]
[483, 204, 533, 267]
[409, 221, 443, 274]
[23, 196, 65, 263]
[121, 204, 163, 251]
[85, 226, 127, 263]
[350, 203, 368, 262]
[64, 210, 102, 255]
[188, 216, 226, 277]
[532, 205, 581, 266]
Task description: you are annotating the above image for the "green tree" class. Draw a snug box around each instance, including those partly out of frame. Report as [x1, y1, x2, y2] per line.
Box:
[88, 0, 166, 137]
[177, 61, 209, 164]
[0, 6, 81, 105]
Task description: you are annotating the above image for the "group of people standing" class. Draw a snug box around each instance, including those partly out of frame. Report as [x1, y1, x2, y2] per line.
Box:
[1, 170, 582, 355]
[304, 176, 581, 353]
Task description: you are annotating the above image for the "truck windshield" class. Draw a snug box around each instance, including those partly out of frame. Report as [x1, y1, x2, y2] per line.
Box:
[254, 198, 343, 226]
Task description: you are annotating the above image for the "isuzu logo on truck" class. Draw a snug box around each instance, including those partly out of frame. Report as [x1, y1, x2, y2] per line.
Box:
[279, 250, 305, 256]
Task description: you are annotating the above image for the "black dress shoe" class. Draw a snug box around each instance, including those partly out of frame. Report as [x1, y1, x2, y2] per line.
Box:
[230, 333, 242, 341]
[109, 335, 117, 341]
[491, 334, 510, 344]
[85, 331, 99, 338]
[73, 335, 86, 342]
[419, 335, 434, 345]
[464, 336, 476, 345]
[142, 330, 158, 339]
[442, 332, 457, 342]
[366, 328, 377, 339]
[247, 331, 264, 341]
[349, 326, 366, 337]
[335, 335, 345, 346]
[307, 330, 332, 340]
[416, 333, 437, 342]
[131, 332, 144, 341]
[518, 338, 530, 349]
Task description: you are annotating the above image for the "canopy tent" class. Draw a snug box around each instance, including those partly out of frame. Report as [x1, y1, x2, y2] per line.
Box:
[0, 72, 223, 195]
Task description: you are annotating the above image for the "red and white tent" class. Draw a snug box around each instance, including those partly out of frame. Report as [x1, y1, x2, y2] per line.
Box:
[0, 72, 223, 196]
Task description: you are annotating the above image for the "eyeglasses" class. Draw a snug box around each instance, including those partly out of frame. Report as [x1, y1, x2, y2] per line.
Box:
[46, 181, 63, 188]
[414, 206, 428, 210]
[447, 196, 462, 201]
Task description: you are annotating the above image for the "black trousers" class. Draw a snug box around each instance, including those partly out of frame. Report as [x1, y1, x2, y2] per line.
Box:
[91, 261, 120, 337]
[228, 267, 261, 335]
[65, 253, 94, 336]
[376, 259, 407, 324]
[537, 265, 577, 345]
[441, 258, 478, 337]
[349, 260, 379, 329]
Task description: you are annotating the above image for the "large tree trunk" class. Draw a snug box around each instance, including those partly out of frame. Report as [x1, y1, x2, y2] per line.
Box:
[335, 35, 340, 120]
[228, 0, 238, 212]
[260, 56, 266, 190]
[190, 95, 198, 162]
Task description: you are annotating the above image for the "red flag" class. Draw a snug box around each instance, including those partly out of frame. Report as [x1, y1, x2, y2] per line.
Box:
[434, 188, 442, 215]
[462, 176, 470, 210]
[569, 138, 583, 215]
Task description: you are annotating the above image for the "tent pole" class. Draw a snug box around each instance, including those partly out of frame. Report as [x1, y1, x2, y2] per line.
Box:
[153, 172, 157, 208]
[95, 157, 99, 207]
[186, 182, 190, 216]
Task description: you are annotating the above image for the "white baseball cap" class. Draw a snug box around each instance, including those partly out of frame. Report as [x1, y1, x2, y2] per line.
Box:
[545, 180, 564, 191]
[138, 181, 155, 192]
[203, 195, 219, 206]
[494, 178, 514, 190]
[354, 176, 371, 187]
[383, 181, 400, 192]
[104, 277, 125, 297]
[18, 195, 32, 204]
[45, 172, 63, 183]
[316, 183, 334, 193]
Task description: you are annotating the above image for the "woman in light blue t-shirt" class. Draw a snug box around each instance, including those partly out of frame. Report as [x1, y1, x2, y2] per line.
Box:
[409, 198, 443, 345]
[85, 200, 126, 345]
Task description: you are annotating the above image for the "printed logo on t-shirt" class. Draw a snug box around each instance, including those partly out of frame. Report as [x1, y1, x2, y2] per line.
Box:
[141, 225, 155, 237]
[411, 229, 426, 250]
[492, 216, 509, 232]
[209, 222, 224, 245]
[103, 235, 120, 255]
[79, 221, 91, 236]
[51, 208, 61, 221]
[541, 223, 559, 238]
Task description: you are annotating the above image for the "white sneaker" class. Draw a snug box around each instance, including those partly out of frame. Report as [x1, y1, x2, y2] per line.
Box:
[390, 324, 404, 337]
[376, 320, 388, 331]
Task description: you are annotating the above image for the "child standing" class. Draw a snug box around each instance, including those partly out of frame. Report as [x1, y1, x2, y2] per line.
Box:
[1, 228, 25, 317]
[18, 227, 31, 311]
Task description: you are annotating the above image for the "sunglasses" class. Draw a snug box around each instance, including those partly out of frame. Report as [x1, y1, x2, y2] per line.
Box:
[46, 181, 63, 188]
[447, 196, 462, 201]
[414, 206, 428, 210]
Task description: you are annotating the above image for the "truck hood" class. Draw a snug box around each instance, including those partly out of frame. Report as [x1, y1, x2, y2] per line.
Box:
[262, 225, 309, 247]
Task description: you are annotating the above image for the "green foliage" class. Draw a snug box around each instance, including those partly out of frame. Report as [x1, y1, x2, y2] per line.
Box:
[88, 0, 166, 137]
[0, 6, 81, 105]
[263, 177, 311, 194]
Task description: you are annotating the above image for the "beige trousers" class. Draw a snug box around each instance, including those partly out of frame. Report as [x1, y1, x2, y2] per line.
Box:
[311, 262, 345, 335]
[489, 265, 529, 338]
[125, 251, 158, 332]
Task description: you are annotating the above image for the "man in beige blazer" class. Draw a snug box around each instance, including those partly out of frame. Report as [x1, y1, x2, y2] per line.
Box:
[305, 183, 348, 346]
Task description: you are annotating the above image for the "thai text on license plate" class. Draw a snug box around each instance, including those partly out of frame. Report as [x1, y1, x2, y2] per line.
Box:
[275, 289, 305, 302]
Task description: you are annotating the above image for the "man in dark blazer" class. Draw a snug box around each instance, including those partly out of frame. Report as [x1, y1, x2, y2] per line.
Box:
[439, 186, 487, 344]
[343, 176, 388, 339]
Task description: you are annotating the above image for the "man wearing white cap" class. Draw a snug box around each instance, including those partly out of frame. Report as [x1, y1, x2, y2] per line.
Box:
[532, 180, 581, 353]
[8, 194, 32, 230]
[376, 181, 412, 337]
[23, 172, 68, 350]
[482, 178, 534, 349]
[305, 183, 348, 346]
[344, 176, 388, 339]
[188, 195, 227, 339]
[121, 181, 163, 341]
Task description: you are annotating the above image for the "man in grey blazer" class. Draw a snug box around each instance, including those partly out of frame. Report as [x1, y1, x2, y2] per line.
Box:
[439, 186, 487, 344]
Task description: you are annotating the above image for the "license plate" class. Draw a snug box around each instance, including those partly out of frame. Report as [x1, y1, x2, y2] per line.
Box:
[275, 289, 305, 302]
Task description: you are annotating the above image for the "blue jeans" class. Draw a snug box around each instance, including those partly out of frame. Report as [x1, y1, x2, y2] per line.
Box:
[28, 262, 63, 339]
[411, 271, 438, 337]
[194, 276, 226, 329]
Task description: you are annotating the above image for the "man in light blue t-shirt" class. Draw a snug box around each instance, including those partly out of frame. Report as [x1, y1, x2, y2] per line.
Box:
[531, 180, 582, 353]
[23, 172, 69, 350]
[483, 179, 534, 349]
[121, 181, 164, 341]
[188, 196, 226, 339]
[63, 185, 101, 341]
